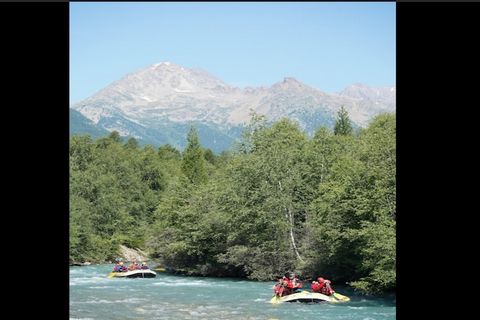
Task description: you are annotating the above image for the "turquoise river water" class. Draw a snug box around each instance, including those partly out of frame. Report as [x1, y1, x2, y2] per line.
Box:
[70, 264, 395, 320]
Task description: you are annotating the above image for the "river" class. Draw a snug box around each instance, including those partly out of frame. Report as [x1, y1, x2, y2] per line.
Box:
[70, 264, 395, 320]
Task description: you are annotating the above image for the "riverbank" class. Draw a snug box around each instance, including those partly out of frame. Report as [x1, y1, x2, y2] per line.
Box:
[69, 245, 150, 266]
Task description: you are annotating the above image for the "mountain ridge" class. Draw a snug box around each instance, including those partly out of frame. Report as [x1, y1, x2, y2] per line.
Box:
[71, 62, 395, 152]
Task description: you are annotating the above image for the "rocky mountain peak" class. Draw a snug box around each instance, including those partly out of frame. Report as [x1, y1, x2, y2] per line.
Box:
[72, 62, 395, 152]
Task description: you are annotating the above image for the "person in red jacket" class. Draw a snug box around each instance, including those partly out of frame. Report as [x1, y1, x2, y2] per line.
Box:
[273, 278, 287, 297]
[274, 272, 303, 297]
[311, 277, 335, 295]
[288, 272, 303, 293]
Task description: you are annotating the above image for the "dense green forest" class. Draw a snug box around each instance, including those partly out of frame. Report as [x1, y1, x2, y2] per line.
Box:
[70, 108, 396, 294]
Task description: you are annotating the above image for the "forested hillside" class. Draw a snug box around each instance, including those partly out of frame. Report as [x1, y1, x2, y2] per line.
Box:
[70, 108, 395, 294]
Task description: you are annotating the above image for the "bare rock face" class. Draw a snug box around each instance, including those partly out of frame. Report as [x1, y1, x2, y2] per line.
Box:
[119, 245, 149, 262]
[70, 261, 92, 266]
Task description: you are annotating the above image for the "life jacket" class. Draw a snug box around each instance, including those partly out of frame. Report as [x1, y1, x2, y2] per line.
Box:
[274, 278, 289, 296]
[312, 280, 334, 295]
[273, 283, 283, 296]
[114, 264, 127, 272]
[292, 277, 303, 289]
[321, 286, 333, 295]
[281, 276, 303, 295]
[128, 264, 138, 271]
[286, 277, 302, 290]
[311, 281, 321, 292]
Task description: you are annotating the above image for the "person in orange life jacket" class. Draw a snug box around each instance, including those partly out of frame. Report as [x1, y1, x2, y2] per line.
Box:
[127, 259, 140, 271]
[113, 260, 127, 272]
[311, 277, 335, 295]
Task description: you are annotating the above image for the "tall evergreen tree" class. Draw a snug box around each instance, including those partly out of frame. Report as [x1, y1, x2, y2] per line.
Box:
[203, 148, 216, 165]
[334, 106, 353, 136]
[181, 126, 207, 184]
[108, 131, 122, 143]
[124, 137, 139, 149]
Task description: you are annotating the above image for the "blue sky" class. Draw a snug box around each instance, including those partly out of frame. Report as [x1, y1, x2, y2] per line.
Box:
[70, 2, 395, 104]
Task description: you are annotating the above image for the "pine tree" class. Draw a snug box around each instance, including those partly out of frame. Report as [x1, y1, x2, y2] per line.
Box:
[125, 137, 139, 149]
[334, 106, 353, 136]
[108, 131, 122, 143]
[203, 148, 216, 165]
[181, 126, 207, 184]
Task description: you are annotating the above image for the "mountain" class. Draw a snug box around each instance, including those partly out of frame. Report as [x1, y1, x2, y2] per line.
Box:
[338, 83, 396, 117]
[70, 108, 109, 138]
[71, 62, 395, 152]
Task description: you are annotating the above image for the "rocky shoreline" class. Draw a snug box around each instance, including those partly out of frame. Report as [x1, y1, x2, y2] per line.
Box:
[70, 245, 150, 266]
